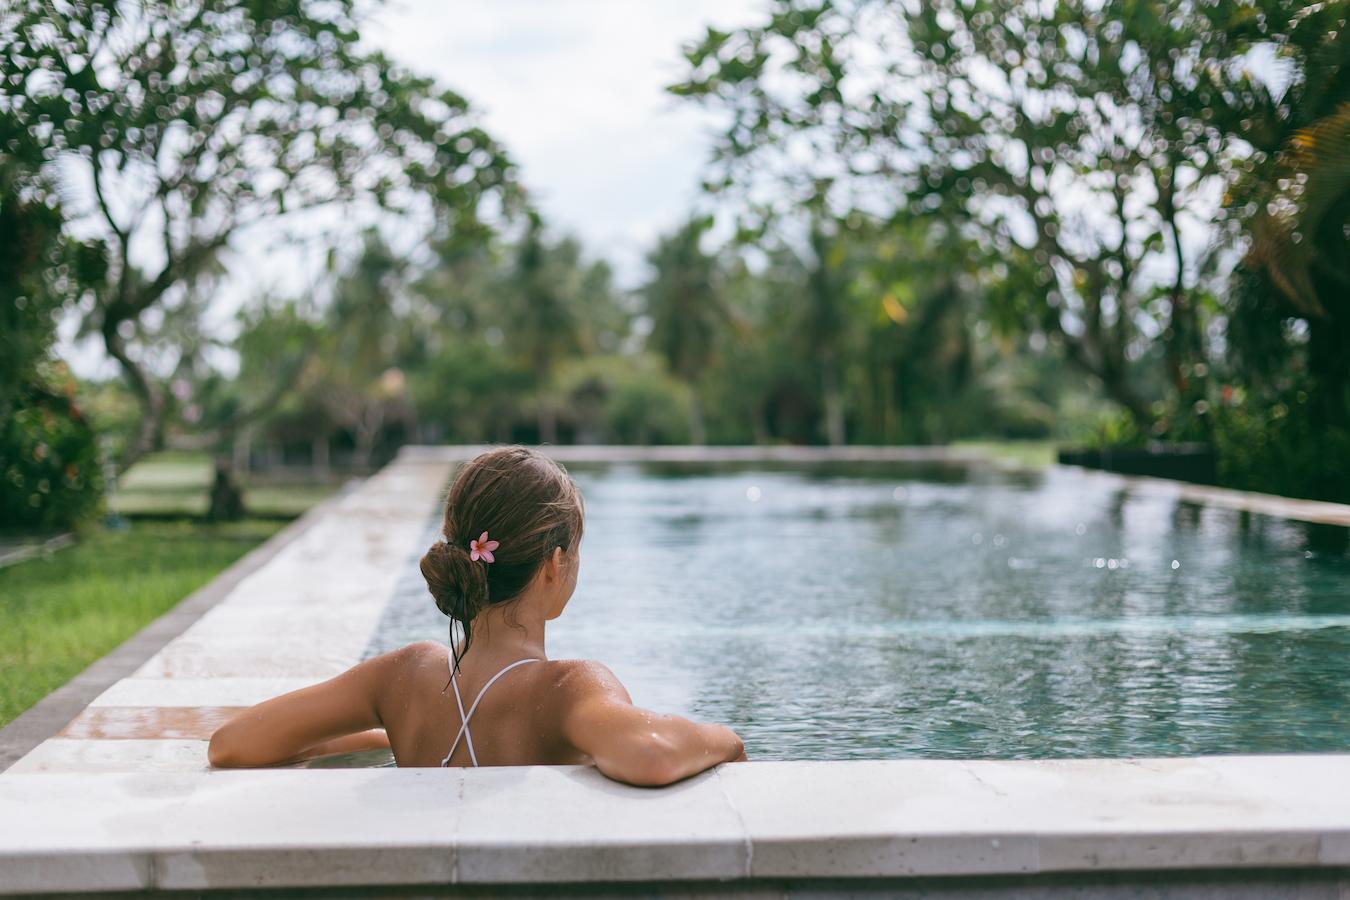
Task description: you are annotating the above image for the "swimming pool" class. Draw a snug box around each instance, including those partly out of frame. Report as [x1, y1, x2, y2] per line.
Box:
[363, 460, 1350, 761]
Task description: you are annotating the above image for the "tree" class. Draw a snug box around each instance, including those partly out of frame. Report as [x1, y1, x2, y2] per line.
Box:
[1227, 2, 1350, 426]
[0, 0, 516, 472]
[503, 213, 584, 443]
[670, 0, 1285, 427]
[642, 216, 730, 444]
[0, 163, 102, 528]
[313, 231, 417, 469]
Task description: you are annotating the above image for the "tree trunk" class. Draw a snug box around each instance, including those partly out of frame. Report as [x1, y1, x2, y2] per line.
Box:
[103, 327, 165, 475]
[822, 354, 845, 446]
[313, 434, 330, 480]
[538, 401, 557, 445]
[751, 406, 770, 445]
[206, 457, 246, 521]
[1059, 334, 1152, 434]
[232, 425, 252, 474]
[1308, 306, 1350, 428]
[688, 388, 707, 445]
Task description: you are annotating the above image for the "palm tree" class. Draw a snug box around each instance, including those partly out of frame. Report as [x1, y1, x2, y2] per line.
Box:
[643, 217, 726, 444]
[808, 221, 850, 446]
[508, 213, 579, 443]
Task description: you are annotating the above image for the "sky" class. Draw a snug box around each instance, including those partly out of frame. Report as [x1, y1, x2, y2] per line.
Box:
[367, 1, 766, 279]
[57, 0, 768, 379]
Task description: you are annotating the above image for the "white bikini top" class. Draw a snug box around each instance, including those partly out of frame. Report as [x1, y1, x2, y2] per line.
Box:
[439, 653, 544, 767]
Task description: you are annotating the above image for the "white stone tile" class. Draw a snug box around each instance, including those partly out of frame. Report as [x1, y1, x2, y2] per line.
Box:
[969, 755, 1350, 831]
[717, 760, 1037, 878]
[131, 636, 368, 679]
[968, 757, 1328, 871]
[0, 773, 196, 892]
[1012, 755, 1349, 871]
[180, 598, 389, 642]
[7, 739, 210, 773]
[89, 678, 323, 708]
[455, 764, 748, 882]
[153, 769, 460, 889]
[211, 575, 395, 608]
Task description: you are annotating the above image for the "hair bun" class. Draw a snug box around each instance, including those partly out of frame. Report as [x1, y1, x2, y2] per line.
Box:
[420, 538, 488, 623]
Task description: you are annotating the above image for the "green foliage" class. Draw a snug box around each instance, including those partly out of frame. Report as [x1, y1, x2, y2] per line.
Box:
[1223, 5, 1350, 429]
[1078, 408, 1147, 451]
[642, 215, 729, 442]
[1211, 390, 1350, 505]
[407, 337, 536, 444]
[0, 0, 517, 468]
[668, 0, 1350, 499]
[0, 369, 103, 531]
[0, 167, 62, 395]
[411, 216, 631, 443]
[555, 355, 693, 445]
[0, 166, 104, 529]
[644, 215, 723, 382]
[672, 0, 1293, 423]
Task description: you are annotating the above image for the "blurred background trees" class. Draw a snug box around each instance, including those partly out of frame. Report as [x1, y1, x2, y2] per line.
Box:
[0, 0, 516, 521]
[671, 0, 1349, 500]
[4, 0, 1348, 534]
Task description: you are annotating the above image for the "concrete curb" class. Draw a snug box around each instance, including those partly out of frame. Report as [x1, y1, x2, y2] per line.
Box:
[0, 532, 76, 570]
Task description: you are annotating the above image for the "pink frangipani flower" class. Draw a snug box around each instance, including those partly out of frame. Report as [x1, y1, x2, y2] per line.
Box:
[469, 530, 499, 563]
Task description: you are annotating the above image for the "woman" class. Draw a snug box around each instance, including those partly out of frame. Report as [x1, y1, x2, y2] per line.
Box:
[208, 444, 747, 785]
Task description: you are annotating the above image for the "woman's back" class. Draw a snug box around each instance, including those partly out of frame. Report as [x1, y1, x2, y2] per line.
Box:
[380, 641, 592, 769]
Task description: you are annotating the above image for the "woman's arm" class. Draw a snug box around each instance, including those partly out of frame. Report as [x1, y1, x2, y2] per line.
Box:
[208, 646, 405, 768]
[557, 661, 745, 787]
[271, 729, 392, 767]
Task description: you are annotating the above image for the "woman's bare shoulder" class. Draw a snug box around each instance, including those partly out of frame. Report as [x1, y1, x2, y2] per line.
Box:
[361, 640, 450, 685]
[541, 658, 632, 703]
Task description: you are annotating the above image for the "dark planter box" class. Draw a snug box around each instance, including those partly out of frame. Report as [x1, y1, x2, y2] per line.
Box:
[1058, 443, 1217, 486]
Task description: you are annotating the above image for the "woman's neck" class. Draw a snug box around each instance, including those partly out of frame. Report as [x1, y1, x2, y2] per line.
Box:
[459, 596, 548, 661]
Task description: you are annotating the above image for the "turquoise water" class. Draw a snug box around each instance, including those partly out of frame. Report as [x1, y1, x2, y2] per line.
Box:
[360, 461, 1350, 761]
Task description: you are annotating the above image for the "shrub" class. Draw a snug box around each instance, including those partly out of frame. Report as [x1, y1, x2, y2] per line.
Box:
[0, 366, 103, 531]
[1211, 391, 1350, 505]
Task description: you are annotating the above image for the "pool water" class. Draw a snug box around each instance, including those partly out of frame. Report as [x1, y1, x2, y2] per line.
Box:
[361, 461, 1350, 761]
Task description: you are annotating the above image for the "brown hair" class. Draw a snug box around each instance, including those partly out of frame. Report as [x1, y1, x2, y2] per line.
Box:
[420, 445, 584, 677]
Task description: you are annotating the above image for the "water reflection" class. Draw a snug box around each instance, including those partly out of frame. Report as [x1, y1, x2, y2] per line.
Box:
[365, 462, 1350, 761]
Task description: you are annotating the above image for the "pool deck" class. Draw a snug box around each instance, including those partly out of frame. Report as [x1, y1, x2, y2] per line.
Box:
[2, 444, 1349, 896]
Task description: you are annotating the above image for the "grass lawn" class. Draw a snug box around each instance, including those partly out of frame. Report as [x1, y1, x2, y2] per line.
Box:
[0, 518, 286, 727]
[953, 440, 1059, 468]
[115, 450, 345, 519]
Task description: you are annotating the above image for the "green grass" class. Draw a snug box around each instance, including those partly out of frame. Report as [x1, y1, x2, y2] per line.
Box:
[0, 518, 285, 727]
[113, 452, 342, 519]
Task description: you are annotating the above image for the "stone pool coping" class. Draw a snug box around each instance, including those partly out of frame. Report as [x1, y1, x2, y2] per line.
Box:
[2, 444, 1348, 895]
[2, 755, 1349, 893]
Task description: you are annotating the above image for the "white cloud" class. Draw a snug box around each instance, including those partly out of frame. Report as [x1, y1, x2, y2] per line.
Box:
[366, 0, 765, 285]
